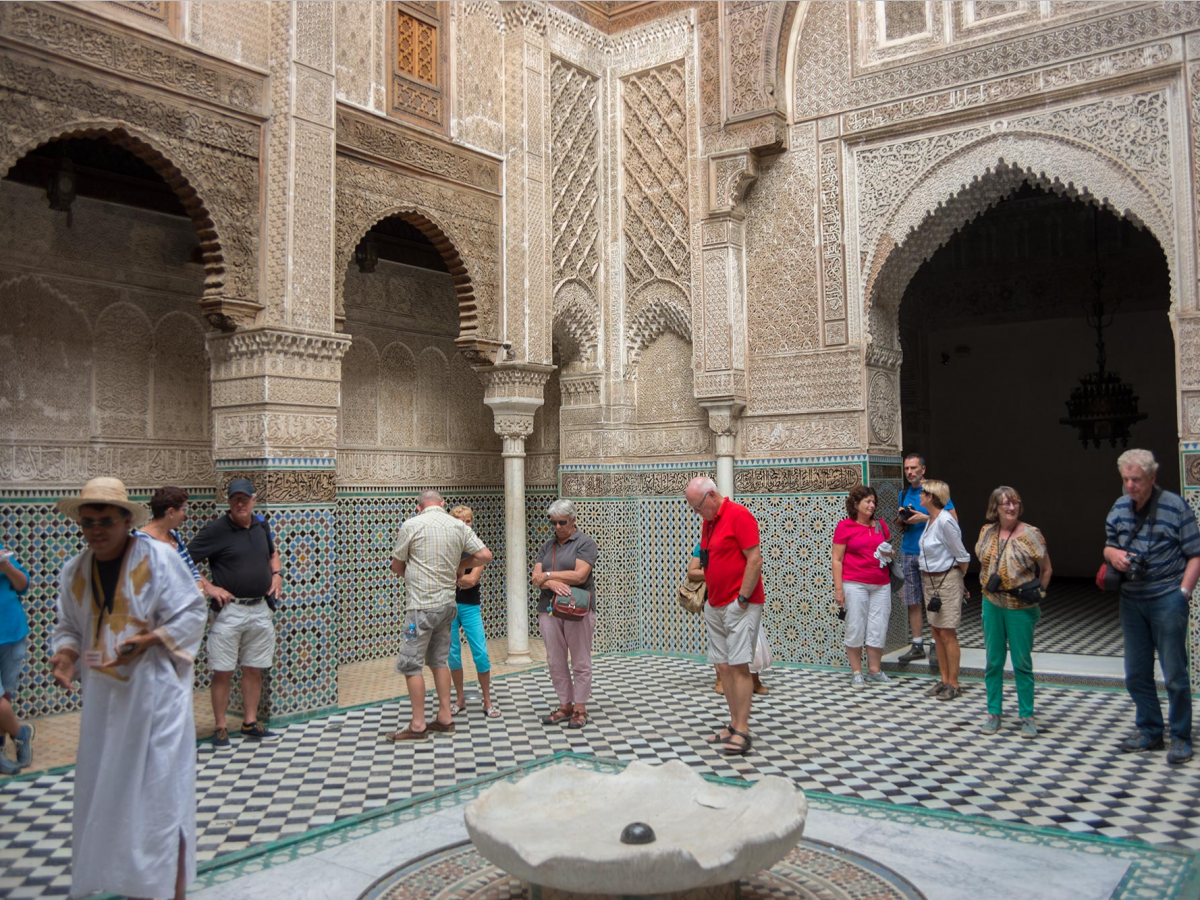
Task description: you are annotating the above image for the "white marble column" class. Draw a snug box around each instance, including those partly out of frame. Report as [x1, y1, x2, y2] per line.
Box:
[498, 419, 534, 665]
[703, 402, 744, 499]
[477, 363, 554, 665]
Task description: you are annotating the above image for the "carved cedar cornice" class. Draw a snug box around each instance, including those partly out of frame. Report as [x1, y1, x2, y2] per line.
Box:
[0, 1, 268, 117]
[865, 343, 902, 370]
[503, 1, 549, 36]
[335, 105, 501, 195]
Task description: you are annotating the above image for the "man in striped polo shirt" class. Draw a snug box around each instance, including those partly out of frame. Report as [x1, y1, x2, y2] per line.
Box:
[1103, 449, 1200, 765]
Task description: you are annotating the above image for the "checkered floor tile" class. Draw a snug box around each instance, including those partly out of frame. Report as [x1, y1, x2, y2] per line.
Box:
[1, 655, 1197, 897]
[956, 576, 1123, 656]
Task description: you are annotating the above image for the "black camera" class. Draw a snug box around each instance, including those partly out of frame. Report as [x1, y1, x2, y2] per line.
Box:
[985, 572, 1003, 593]
[836, 606, 847, 621]
[897, 506, 918, 523]
[1124, 551, 1149, 582]
[926, 594, 943, 613]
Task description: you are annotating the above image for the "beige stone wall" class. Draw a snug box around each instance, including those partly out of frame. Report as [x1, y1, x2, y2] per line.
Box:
[183, 1, 270, 70]
[0, 181, 212, 487]
[336, 260, 504, 487]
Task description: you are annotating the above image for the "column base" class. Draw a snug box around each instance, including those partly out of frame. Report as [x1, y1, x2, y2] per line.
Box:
[505, 653, 535, 666]
[531, 883, 737, 900]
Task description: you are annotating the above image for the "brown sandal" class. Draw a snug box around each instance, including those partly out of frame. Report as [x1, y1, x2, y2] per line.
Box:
[566, 709, 589, 729]
[541, 705, 573, 725]
[705, 723, 734, 744]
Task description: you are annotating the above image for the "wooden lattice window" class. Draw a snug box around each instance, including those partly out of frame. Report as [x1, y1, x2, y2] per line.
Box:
[389, 2, 447, 133]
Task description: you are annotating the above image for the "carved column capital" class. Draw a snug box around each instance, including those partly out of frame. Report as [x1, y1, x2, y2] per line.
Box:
[701, 401, 746, 456]
[476, 362, 554, 454]
[708, 151, 759, 217]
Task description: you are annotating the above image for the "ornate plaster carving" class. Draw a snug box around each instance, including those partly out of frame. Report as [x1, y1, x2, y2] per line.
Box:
[852, 89, 1192, 358]
[218, 469, 337, 504]
[748, 349, 863, 416]
[0, 48, 262, 327]
[734, 464, 862, 495]
[334, 154, 502, 344]
[708, 151, 759, 215]
[742, 415, 863, 454]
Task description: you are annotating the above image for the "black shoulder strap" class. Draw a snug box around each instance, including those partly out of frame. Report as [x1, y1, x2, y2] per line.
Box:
[1123, 486, 1161, 550]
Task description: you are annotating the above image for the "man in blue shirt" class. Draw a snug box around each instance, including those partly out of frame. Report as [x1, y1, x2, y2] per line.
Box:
[896, 453, 956, 664]
[1104, 448, 1200, 764]
[0, 543, 33, 775]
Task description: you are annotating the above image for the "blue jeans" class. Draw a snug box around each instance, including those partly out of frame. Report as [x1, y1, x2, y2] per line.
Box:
[1120, 588, 1192, 742]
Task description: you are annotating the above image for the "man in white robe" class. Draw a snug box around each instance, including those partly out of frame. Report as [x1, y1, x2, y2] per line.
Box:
[49, 477, 207, 900]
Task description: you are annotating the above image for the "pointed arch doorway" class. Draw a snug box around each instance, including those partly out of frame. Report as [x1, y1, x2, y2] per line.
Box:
[896, 182, 1176, 669]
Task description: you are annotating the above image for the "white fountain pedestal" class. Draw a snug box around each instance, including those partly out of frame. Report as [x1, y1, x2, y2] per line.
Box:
[465, 761, 807, 899]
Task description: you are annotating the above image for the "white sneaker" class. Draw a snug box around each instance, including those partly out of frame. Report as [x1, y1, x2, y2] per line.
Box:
[851, 672, 866, 689]
[864, 671, 892, 684]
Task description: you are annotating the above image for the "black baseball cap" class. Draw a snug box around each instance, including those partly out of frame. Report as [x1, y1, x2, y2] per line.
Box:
[227, 478, 257, 498]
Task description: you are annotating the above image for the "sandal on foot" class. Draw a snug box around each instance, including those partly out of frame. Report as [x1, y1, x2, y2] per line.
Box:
[383, 727, 429, 743]
[541, 706, 573, 725]
[566, 710, 588, 729]
[450, 702, 468, 716]
[720, 729, 752, 756]
[705, 723, 734, 744]
[484, 706, 501, 719]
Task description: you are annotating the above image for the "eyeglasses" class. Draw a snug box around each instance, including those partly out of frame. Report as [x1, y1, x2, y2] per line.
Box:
[80, 517, 122, 530]
[688, 490, 712, 511]
[549, 519, 569, 526]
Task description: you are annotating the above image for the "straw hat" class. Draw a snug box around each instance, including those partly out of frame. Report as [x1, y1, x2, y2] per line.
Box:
[56, 477, 151, 529]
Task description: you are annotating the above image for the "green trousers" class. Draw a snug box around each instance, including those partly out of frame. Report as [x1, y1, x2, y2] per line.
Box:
[981, 599, 1041, 718]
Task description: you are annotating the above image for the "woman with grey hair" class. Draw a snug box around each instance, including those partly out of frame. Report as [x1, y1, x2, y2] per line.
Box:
[531, 499, 600, 729]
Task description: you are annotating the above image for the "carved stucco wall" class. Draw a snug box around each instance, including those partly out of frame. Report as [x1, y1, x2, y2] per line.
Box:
[185, 0, 271, 70]
[452, 1, 506, 156]
[0, 181, 212, 486]
[336, 261, 503, 487]
[0, 2, 265, 320]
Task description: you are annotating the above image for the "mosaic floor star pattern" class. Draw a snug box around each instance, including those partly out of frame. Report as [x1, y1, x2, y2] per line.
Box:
[1, 654, 1199, 898]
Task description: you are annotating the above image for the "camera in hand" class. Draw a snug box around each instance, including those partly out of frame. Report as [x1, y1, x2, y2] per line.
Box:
[836, 606, 847, 621]
[926, 593, 942, 613]
[897, 505, 918, 524]
[1123, 550, 1149, 582]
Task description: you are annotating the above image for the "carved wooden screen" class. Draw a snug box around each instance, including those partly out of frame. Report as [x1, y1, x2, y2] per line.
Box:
[389, 1, 448, 133]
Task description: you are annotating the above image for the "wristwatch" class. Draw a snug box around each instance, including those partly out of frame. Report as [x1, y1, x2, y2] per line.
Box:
[737, 595, 749, 605]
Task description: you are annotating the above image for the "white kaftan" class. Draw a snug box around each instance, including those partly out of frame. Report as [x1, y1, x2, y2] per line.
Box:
[51, 537, 207, 899]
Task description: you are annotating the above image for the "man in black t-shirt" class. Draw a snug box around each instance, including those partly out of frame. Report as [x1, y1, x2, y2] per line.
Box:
[188, 479, 282, 748]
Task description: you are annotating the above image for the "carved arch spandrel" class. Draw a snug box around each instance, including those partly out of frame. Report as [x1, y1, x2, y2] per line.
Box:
[1, 124, 241, 322]
[334, 154, 502, 357]
[858, 128, 1188, 357]
[626, 281, 694, 376]
[552, 279, 600, 369]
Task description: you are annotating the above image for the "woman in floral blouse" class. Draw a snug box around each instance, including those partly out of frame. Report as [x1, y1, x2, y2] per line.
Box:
[975, 486, 1053, 739]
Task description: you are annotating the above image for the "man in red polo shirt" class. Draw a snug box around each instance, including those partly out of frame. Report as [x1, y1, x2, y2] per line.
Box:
[686, 476, 764, 756]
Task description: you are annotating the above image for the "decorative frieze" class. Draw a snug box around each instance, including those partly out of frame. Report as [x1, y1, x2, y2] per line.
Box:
[336, 106, 502, 193]
[741, 416, 862, 454]
[0, 2, 268, 115]
[560, 467, 715, 499]
[218, 469, 337, 504]
[734, 464, 862, 496]
[0, 443, 215, 488]
[336, 450, 505, 486]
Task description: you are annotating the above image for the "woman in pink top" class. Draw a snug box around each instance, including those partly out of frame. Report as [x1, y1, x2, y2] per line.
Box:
[832, 485, 895, 689]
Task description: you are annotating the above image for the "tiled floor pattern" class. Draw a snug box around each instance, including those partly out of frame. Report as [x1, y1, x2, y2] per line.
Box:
[1, 638, 543, 780]
[2, 654, 1200, 897]
[955, 576, 1122, 657]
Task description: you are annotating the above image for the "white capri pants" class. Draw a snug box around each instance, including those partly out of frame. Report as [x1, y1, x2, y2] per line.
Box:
[843, 581, 891, 649]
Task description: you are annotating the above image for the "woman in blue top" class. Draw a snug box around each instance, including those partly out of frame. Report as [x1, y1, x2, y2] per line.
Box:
[0, 541, 32, 775]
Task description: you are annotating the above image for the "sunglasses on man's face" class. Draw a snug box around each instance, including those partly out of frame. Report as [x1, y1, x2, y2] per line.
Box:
[80, 517, 122, 530]
[549, 519, 569, 526]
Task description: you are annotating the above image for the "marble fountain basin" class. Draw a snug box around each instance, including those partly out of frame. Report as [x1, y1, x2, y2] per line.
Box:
[464, 760, 808, 896]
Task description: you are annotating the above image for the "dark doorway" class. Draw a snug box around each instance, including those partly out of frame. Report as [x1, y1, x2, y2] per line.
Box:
[898, 185, 1176, 656]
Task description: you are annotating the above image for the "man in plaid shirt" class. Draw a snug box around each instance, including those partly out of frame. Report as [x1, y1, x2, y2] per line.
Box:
[384, 490, 492, 742]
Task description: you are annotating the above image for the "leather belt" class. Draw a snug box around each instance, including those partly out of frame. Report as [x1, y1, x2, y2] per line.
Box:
[231, 597, 265, 606]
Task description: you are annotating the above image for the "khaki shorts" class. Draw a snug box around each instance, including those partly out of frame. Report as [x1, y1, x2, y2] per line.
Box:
[922, 568, 965, 630]
[207, 601, 276, 671]
[395, 604, 457, 676]
[704, 600, 762, 666]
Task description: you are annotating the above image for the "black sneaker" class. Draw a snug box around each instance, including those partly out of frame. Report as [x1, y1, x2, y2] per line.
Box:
[240, 722, 280, 742]
[212, 727, 231, 749]
[897, 642, 926, 663]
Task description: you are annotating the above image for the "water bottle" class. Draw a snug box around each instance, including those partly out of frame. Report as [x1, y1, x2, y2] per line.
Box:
[403, 622, 418, 644]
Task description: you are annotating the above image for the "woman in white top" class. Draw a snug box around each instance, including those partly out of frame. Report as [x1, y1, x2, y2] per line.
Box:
[917, 479, 971, 700]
